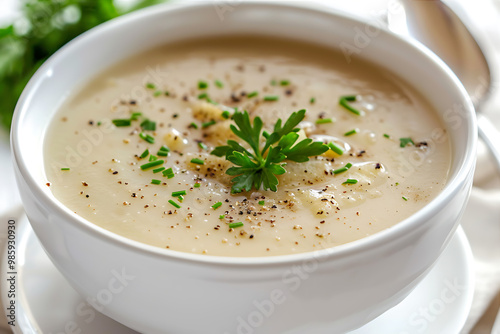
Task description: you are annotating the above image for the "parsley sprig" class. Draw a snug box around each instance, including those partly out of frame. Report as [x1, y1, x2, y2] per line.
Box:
[211, 109, 328, 193]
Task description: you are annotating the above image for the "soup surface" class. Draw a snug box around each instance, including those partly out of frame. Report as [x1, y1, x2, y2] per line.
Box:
[44, 36, 450, 257]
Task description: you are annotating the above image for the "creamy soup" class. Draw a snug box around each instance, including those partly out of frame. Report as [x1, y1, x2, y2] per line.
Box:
[44, 36, 450, 257]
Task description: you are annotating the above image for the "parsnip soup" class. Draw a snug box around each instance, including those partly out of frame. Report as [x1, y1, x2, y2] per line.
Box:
[44, 36, 450, 257]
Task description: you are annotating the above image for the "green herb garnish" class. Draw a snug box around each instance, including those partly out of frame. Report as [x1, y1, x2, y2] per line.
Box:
[157, 145, 170, 157]
[219, 214, 225, 220]
[112, 119, 132, 127]
[315, 118, 333, 125]
[61, 167, 70, 171]
[198, 142, 208, 150]
[402, 196, 408, 201]
[168, 200, 181, 208]
[162, 168, 175, 179]
[339, 95, 362, 116]
[211, 109, 328, 193]
[211, 202, 222, 209]
[153, 167, 165, 173]
[172, 190, 186, 197]
[190, 158, 205, 165]
[194, 182, 201, 188]
[148, 155, 158, 162]
[151, 179, 161, 185]
[327, 142, 344, 156]
[140, 119, 156, 131]
[332, 162, 352, 175]
[189, 122, 198, 129]
[198, 80, 208, 89]
[383, 133, 390, 138]
[202, 120, 216, 128]
[344, 128, 358, 136]
[310, 97, 316, 104]
[221, 111, 231, 119]
[247, 91, 258, 98]
[263, 95, 279, 102]
[400, 137, 414, 148]
[140, 160, 164, 170]
[342, 178, 358, 185]
[280, 80, 290, 86]
[130, 112, 142, 121]
[139, 132, 155, 144]
[215, 80, 224, 88]
[258, 200, 265, 206]
[229, 222, 244, 229]
[140, 149, 149, 159]
[146, 83, 156, 89]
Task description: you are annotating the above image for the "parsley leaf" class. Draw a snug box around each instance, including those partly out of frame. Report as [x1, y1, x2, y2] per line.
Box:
[211, 110, 329, 193]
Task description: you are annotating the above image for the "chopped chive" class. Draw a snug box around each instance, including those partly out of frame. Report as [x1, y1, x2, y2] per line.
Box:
[61, 167, 70, 171]
[194, 182, 201, 188]
[140, 159, 164, 170]
[139, 132, 155, 144]
[190, 158, 204, 165]
[153, 90, 162, 97]
[112, 119, 131, 127]
[229, 222, 244, 229]
[177, 195, 184, 202]
[140, 119, 156, 131]
[396, 182, 400, 186]
[97, 121, 102, 126]
[400, 137, 414, 148]
[263, 95, 279, 101]
[207, 98, 218, 105]
[198, 142, 208, 150]
[383, 133, 390, 138]
[247, 91, 258, 98]
[130, 112, 142, 120]
[270, 80, 277, 86]
[151, 179, 161, 185]
[212, 202, 222, 209]
[339, 95, 362, 116]
[146, 82, 156, 89]
[172, 190, 186, 197]
[168, 200, 181, 208]
[219, 214, 225, 220]
[164, 91, 170, 96]
[198, 92, 208, 100]
[198, 80, 208, 89]
[215, 80, 224, 88]
[310, 97, 316, 104]
[221, 110, 231, 119]
[316, 118, 333, 124]
[189, 122, 198, 129]
[140, 149, 149, 159]
[328, 142, 344, 155]
[157, 145, 170, 157]
[402, 196, 408, 201]
[263, 131, 270, 139]
[202, 120, 216, 128]
[332, 162, 353, 175]
[344, 128, 358, 136]
[343, 178, 358, 185]
[162, 168, 175, 178]
[149, 155, 158, 162]
[258, 200, 265, 206]
[280, 79, 290, 86]
[153, 167, 165, 173]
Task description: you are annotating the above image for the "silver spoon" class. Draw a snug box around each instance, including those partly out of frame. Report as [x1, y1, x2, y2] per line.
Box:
[388, 0, 500, 171]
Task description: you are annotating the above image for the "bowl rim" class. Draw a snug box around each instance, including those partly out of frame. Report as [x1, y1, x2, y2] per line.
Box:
[11, 0, 477, 267]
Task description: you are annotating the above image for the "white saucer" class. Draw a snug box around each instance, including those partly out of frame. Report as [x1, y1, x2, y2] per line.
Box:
[2, 214, 474, 334]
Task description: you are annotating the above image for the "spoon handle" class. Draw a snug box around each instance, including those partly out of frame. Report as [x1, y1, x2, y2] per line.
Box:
[477, 113, 500, 171]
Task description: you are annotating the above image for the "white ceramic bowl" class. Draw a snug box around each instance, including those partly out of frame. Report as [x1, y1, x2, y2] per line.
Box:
[11, 2, 476, 333]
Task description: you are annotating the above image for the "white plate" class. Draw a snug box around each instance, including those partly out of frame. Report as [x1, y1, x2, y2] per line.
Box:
[1, 214, 473, 334]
